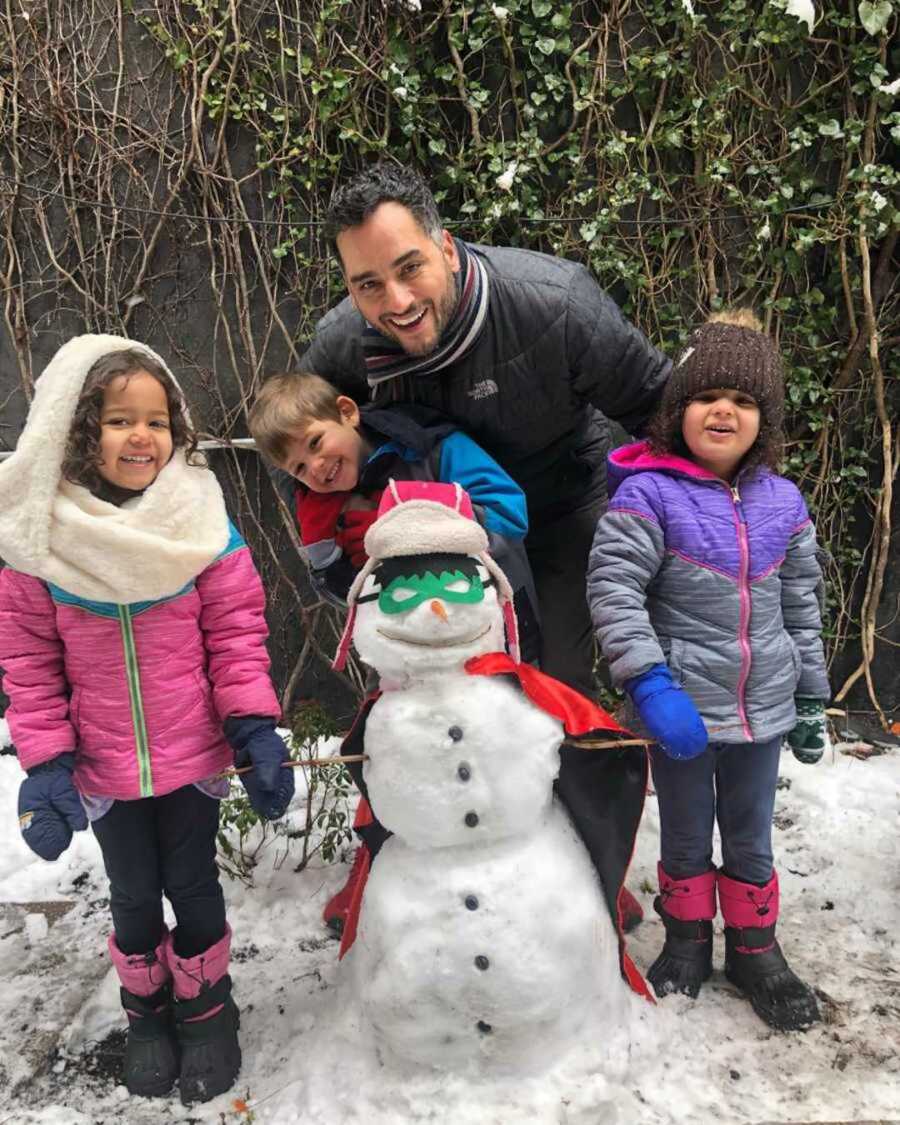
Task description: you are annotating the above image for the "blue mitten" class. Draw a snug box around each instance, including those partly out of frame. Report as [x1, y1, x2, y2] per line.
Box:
[625, 664, 709, 761]
[224, 716, 295, 820]
[18, 752, 88, 861]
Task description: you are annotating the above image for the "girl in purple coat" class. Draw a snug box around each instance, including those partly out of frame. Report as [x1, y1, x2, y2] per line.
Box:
[587, 310, 829, 1032]
[0, 336, 294, 1104]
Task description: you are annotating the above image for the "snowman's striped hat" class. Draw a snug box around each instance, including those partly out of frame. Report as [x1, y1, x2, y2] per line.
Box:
[332, 479, 520, 670]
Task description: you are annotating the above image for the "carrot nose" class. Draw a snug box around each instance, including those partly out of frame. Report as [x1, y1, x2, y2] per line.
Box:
[430, 599, 448, 622]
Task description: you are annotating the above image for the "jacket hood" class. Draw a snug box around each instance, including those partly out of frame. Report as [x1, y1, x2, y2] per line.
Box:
[608, 440, 734, 498]
[0, 334, 229, 602]
[359, 402, 456, 459]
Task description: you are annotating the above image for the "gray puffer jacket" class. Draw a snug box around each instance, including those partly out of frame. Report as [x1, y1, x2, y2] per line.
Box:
[587, 442, 830, 744]
[301, 242, 671, 524]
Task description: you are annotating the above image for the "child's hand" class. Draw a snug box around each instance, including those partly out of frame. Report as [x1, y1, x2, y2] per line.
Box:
[336, 508, 380, 568]
[224, 716, 295, 820]
[296, 489, 347, 549]
[18, 752, 88, 861]
[786, 697, 830, 764]
[624, 664, 709, 760]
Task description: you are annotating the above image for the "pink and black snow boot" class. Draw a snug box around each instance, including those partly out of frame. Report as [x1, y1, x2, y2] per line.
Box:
[165, 926, 241, 1105]
[109, 929, 179, 1097]
[647, 865, 716, 999]
[718, 870, 820, 1031]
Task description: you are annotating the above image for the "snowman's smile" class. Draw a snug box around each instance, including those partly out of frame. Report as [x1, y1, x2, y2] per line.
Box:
[375, 622, 493, 648]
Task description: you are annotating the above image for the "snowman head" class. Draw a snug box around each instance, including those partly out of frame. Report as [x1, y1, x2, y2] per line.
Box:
[332, 480, 519, 680]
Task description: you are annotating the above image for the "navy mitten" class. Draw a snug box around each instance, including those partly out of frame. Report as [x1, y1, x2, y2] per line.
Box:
[224, 716, 295, 820]
[625, 664, 709, 761]
[18, 752, 88, 861]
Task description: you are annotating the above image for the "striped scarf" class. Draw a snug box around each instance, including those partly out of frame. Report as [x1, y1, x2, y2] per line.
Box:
[362, 239, 489, 394]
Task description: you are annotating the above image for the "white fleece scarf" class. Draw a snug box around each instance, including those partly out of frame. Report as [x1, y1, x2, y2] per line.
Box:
[0, 334, 229, 604]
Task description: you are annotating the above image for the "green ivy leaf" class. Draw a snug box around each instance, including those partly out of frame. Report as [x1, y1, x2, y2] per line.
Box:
[859, 1, 892, 36]
[535, 36, 557, 55]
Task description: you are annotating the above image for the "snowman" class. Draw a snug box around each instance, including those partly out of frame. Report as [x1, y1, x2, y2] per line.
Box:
[332, 480, 650, 1070]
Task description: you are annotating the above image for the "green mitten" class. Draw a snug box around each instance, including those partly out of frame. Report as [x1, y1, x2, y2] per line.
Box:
[786, 697, 830, 764]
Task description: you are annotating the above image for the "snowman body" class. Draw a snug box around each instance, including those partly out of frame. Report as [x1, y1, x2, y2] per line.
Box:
[352, 671, 623, 1069]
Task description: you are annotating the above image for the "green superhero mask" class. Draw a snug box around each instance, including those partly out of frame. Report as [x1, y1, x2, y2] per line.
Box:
[379, 569, 486, 616]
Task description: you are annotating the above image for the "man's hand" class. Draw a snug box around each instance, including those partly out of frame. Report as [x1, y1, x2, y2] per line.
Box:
[18, 752, 88, 861]
[625, 664, 709, 761]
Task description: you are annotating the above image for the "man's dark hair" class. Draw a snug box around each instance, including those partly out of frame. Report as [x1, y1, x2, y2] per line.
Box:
[324, 161, 443, 261]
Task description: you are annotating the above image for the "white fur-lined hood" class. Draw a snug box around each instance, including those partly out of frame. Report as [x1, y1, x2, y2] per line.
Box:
[0, 334, 229, 603]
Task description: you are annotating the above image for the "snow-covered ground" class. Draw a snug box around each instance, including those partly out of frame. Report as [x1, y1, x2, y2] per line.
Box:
[0, 716, 898, 1124]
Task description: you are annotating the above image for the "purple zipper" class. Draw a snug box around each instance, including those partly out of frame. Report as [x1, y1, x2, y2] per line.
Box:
[729, 482, 754, 740]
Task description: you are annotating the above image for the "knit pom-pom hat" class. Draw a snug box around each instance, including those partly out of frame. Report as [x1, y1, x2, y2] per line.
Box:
[662, 311, 785, 432]
[332, 479, 520, 670]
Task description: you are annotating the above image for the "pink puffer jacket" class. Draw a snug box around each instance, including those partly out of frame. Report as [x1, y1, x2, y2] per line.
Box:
[0, 525, 280, 800]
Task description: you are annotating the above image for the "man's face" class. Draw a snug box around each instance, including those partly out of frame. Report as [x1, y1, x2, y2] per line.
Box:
[337, 201, 460, 357]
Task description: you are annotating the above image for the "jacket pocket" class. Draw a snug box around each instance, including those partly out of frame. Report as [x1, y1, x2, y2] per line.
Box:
[662, 637, 685, 685]
[786, 633, 803, 686]
[68, 687, 81, 731]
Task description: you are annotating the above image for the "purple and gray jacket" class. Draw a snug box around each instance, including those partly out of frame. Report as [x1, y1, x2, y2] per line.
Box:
[587, 441, 829, 744]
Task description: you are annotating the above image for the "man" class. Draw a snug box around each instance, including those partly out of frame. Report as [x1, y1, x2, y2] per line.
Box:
[301, 161, 670, 696]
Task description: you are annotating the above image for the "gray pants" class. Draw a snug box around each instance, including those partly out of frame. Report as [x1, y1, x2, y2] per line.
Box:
[650, 736, 783, 885]
[526, 498, 605, 696]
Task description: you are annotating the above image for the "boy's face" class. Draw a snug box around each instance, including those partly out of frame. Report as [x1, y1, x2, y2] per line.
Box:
[281, 396, 365, 492]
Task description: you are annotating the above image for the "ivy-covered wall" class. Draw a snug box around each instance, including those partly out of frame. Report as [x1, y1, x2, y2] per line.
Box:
[0, 0, 897, 722]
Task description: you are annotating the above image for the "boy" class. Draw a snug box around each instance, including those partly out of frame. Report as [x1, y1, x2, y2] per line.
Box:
[249, 372, 537, 640]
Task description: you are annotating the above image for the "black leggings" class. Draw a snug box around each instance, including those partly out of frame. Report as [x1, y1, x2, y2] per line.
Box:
[92, 784, 226, 959]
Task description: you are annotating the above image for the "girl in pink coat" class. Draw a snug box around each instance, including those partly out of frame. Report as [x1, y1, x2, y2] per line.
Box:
[0, 336, 294, 1105]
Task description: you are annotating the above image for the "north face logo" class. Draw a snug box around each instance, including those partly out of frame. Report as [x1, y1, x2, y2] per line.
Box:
[466, 379, 499, 401]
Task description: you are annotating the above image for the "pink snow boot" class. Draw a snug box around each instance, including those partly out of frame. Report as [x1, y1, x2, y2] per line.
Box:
[109, 929, 178, 1097]
[718, 870, 820, 1031]
[647, 866, 716, 999]
[165, 926, 241, 1105]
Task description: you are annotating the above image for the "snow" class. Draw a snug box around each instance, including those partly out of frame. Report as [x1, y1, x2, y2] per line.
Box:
[362, 674, 561, 847]
[1, 741, 898, 1122]
[772, 0, 816, 33]
[354, 805, 622, 1070]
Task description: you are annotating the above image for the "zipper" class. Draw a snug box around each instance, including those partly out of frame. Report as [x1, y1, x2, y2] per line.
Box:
[729, 481, 754, 740]
[117, 605, 154, 797]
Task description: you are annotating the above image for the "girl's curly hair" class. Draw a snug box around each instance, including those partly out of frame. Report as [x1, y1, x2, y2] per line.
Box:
[645, 309, 784, 474]
[61, 349, 201, 494]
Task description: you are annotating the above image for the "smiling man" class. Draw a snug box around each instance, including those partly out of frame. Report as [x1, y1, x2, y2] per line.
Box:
[300, 162, 671, 695]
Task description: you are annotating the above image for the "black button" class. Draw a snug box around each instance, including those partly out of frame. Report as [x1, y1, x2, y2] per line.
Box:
[457, 763, 471, 782]
[464, 811, 479, 828]
[476, 1020, 492, 1034]
[464, 895, 479, 911]
[474, 955, 489, 971]
[448, 726, 463, 742]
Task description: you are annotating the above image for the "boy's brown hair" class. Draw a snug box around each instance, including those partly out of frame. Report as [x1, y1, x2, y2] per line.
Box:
[249, 371, 347, 465]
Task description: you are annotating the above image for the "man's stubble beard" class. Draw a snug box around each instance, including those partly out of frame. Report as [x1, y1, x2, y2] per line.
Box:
[390, 261, 459, 358]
